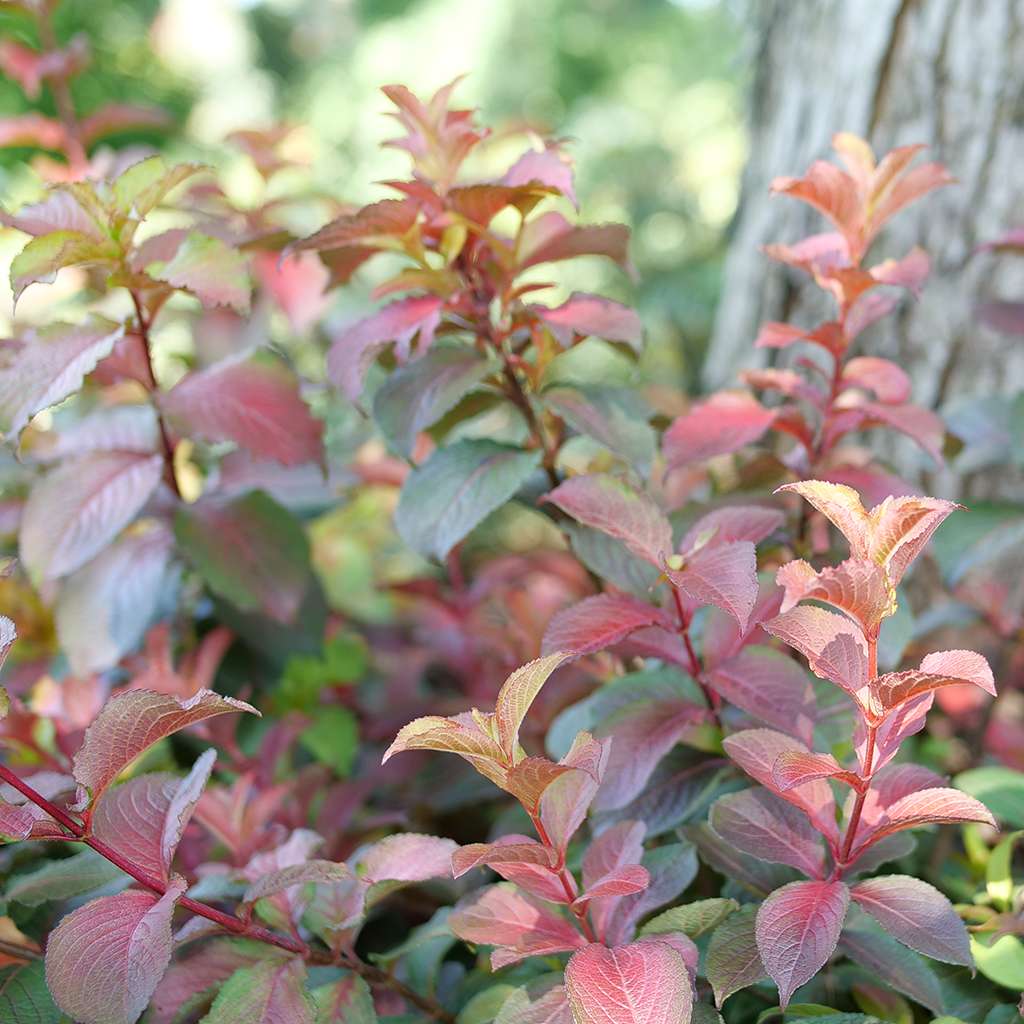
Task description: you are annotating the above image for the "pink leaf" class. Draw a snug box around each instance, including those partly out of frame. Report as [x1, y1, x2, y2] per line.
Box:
[852, 787, 996, 857]
[354, 832, 458, 884]
[0, 800, 36, 841]
[326, 295, 443, 400]
[662, 392, 775, 469]
[755, 879, 850, 1008]
[73, 689, 257, 806]
[160, 357, 323, 467]
[763, 605, 868, 701]
[452, 836, 551, 878]
[707, 647, 817, 744]
[722, 729, 838, 842]
[495, 985, 573, 1024]
[702, 579, 784, 669]
[679, 505, 785, 553]
[776, 557, 893, 633]
[243, 860, 354, 904]
[919, 649, 995, 693]
[534, 293, 642, 352]
[771, 161, 862, 241]
[667, 541, 758, 631]
[582, 821, 646, 891]
[841, 357, 911, 404]
[772, 750, 859, 792]
[572, 865, 650, 908]
[19, 451, 164, 581]
[869, 246, 930, 297]
[449, 884, 586, 969]
[252, 251, 330, 334]
[851, 874, 972, 966]
[564, 941, 693, 1024]
[503, 145, 577, 206]
[200, 956, 314, 1023]
[710, 789, 826, 878]
[91, 749, 215, 882]
[45, 880, 186, 1024]
[542, 474, 672, 569]
[0, 316, 123, 438]
[540, 732, 610, 855]
[541, 594, 669, 658]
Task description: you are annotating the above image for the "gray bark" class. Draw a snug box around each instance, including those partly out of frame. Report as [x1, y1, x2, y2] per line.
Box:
[706, 0, 1024, 491]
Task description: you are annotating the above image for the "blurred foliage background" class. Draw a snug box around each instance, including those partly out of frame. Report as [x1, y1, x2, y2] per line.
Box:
[0, 0, 749, 388]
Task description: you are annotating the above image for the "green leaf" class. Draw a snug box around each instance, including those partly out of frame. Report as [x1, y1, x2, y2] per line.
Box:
[373, 344, 496, 458]
[394, 440, 541, 560]
[175, 492, 312, 624]
[0, 961, 63, 1024]
[986, 830, 1023, 910]
[953, 767, 1024, 827]
[457, 985, 517, 1024]
[641, 897, 739, 939]
[312, 974, 377, 1023]
[705, 904, 767, 1007]
[5, 849, 126, 906]
[146, 231, 250, 312]
[200, 958, 314, 1023]
[276, 634, 368, 713]
[113, 156, 206, 218]
[10, 230, 118, 303]
[300, 706, 359, 777]
[971, 935, 1024, 991]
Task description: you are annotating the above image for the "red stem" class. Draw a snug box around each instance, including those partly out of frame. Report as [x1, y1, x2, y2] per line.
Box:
[129, 291, 182, 500]
[529, 812, 596, 943]
[0, 763, 455, 1020]
[670, 588, 720, 722]
[35, 11, 88, 172]
[838, 633, 879, 866]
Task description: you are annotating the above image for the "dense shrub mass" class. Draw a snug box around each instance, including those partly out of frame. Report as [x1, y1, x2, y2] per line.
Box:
[0, 3, 1021, 1023]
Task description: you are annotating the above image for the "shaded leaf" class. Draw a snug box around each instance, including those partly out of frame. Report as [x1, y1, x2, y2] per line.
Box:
[146, 231, 250, 313]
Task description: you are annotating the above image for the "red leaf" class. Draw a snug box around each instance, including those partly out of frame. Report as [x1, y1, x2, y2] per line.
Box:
[667, 541, 758, 631]
[755, 879, 850, 1007]
[452, 836, 551, 878]
[326, 295, 442, 400]
[593, 700, 705, 812]
[539, 732, 610, 855]
[565, 937, 692, 1024]
[772, 750, 860, 792]
[565, 941, 693, 1024]
[583, 821, 645, 891]
[288, 198, 417, 265]
[852, 787, 996, 858]
[20, 451, 164, 582]
[0, 113, 67, 151]
[763, 605, 869, 702]
[702, 579, 784, 669]
[722, 729, 838, 842]
[679, 505, 784, 553]
[841, 357, 911, 404]
[518, 211, 631, 271]
[252, 252, 330, 334]
[91, 749, 214, 882]
[870, 665, 995, 718]
[870, 246, 930, 297]
[662, 392, 775, 469]
[851, 874, 972, 967]
[541, 594, 669, 658]
[45, 881, 186, 1024]
[73, 689, 256, 807]
[771, 162, 862, 245]
[160, 357, 323, 467]
[542, 474, 672, 569]
[79, 104, 171, 145]
[777, 557, 893, 633]
[573, 865, 650, 908]
[707, 647, 817, 744]
[710, 788, 826, 878]
[450, 884, 586, 969]
[505, 757, 576, 813]
[534, 293, 642, 351]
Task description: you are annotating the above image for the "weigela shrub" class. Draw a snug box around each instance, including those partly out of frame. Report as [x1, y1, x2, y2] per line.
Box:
[0, 2, 1021, 1022]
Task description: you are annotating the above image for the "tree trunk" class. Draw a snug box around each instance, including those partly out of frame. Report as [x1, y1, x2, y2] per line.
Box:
[705, 0, 1024, 493]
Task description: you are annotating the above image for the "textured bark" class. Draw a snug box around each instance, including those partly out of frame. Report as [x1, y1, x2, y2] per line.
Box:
[706, 0, 1024, 491]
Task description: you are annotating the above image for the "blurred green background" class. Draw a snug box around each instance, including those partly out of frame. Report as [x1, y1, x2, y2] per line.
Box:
[0, 0, 749, 387]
